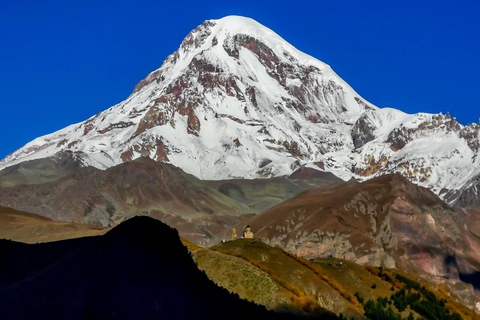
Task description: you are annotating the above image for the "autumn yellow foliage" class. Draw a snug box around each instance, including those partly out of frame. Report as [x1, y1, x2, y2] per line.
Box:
[283, 251, 362, 308]
[212, 247, 324, 315]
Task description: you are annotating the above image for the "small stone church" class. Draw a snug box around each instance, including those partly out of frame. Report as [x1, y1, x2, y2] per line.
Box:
[231, 225, 254, 240]
[244, 225, 254, 239]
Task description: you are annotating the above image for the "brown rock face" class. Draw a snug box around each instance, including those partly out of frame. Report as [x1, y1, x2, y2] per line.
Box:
[56, 139, 68, 148]
[120, 149, 134, 162]
[98, 121, 134, 135]
[355, 154, 389, 177]
[133, 69, 162, 93]
[155, 139, 169, 162]
[67, 141, 79, 149]
[133, 102, 171, 138]
[83, 122, 95, 136]
[232, 138, 242, 148]
[187, 109, 201, 135]
[245, 86, 257, 107]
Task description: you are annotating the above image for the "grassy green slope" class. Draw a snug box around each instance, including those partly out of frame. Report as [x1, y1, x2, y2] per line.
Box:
[194, 239, 363, 318]
[189, 239, 478, 320]
[194, 248, 290, 311]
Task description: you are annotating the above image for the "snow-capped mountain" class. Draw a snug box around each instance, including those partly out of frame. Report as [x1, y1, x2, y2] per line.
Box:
[1, 16, 479, 204]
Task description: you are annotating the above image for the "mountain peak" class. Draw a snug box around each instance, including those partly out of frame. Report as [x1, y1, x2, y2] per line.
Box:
[2, 17, 480, 206]
[214, 15, 264, 26]
[207, 15, 296, 51]
[208, 15, 270, 33]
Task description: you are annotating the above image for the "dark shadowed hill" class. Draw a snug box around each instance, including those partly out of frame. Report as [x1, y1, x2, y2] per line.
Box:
[0, 216, 336, 320]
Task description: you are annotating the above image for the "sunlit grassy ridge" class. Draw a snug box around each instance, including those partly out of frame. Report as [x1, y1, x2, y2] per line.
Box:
[195, 240, 365, 318]
[0, 206, 107, 243]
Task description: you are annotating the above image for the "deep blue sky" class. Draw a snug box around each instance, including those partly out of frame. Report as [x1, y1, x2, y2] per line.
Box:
[1, 0, 479, 159]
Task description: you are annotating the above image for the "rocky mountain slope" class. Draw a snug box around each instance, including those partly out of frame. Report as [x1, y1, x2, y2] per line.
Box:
[0, 150, 83, 188]
[1, 16, 479, 205]
[0, 156, 342, 244]
[230, 174, 480, 309]
[0, 157, 249, 244]
[0, 216, 316, 320]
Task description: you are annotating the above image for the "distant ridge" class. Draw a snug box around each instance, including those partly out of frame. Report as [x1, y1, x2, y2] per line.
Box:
[0, 156, 343, 244]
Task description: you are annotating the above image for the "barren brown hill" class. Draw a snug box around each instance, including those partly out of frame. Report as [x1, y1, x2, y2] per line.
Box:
[0, 206, 108, 243]
[233, 174, 480, 309]
[0, 157, 342, 245]
[0, 157, 247, 244]
[0, 151, 83, 187]
[206, 167, 343, 214]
